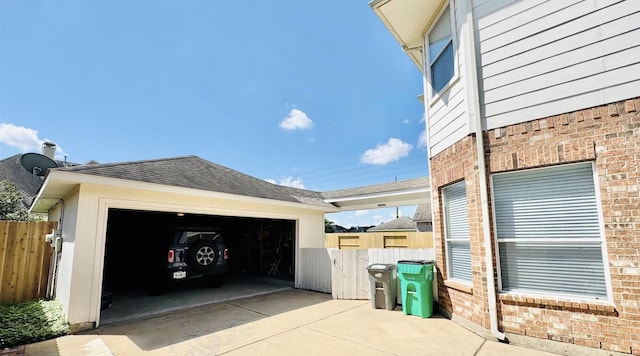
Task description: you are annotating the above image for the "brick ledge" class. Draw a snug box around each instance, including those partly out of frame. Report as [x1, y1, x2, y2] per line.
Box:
[499, 293, 617, 315]
[444, 279, 473, 294]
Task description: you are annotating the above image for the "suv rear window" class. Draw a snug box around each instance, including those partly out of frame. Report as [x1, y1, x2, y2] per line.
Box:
[177, 231, 221, 245]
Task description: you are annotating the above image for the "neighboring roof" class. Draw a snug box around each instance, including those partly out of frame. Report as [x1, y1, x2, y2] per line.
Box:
[0, 154, 81, 207]
[413, 203, 432, 222]
[0, 154, 51, 207]
[52, 155, 332, 208]
[367, 216, 417, 232]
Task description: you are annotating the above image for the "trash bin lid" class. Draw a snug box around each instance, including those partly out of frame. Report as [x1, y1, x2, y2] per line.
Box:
[397, 260, 435, 265]
[367, 263, 397, 271]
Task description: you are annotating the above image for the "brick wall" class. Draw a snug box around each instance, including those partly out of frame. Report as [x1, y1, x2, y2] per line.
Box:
[430, 136, 492, 329]
[487, 98, 640, 354]
[430, 98, 640, 354]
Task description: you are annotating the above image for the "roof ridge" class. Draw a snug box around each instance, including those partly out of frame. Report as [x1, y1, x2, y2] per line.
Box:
[59, 155, 198, 171]
[0, 154, 22, 163]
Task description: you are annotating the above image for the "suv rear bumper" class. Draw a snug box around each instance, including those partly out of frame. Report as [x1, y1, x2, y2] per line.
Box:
[167, 264, 228, 281]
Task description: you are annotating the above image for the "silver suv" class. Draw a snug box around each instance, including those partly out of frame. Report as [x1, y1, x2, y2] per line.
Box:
[167, 228, 229, 287]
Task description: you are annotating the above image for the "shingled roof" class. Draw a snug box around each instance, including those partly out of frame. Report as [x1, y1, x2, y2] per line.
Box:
[367, 216, 417, 232]
[322, 177, 429, 199]
[55, 155, 332, 207]
[0, 154, 47, 207]
[413, 203, 432, 222]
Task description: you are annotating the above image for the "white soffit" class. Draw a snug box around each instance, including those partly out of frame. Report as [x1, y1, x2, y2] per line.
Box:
[325, 189, 430, 211]
[371, 0, 445, 71]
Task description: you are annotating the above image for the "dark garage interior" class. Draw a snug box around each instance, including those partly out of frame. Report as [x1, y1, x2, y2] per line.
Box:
[100, 208, 296, 322]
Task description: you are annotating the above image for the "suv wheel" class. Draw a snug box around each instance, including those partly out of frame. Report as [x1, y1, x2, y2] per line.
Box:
[188, 240, 219, 272]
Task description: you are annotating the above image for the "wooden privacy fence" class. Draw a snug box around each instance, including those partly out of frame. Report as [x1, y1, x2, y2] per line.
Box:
[0, 221, 57, 304]
[325, 231, 433, 249]
[297, 247, 435, 300]
[298, 248, 334, 293]
[331, 248, 435, 301]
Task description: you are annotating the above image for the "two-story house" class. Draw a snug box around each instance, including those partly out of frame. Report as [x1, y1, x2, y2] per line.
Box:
[372, 0, 639, 354]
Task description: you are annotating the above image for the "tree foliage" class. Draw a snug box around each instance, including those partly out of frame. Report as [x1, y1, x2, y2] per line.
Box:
[324, 218, 334, 233]
[0, 181, 39, 221]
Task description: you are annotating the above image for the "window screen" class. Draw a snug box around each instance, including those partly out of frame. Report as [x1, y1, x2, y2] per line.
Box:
[443, 181, 472, 282]
[493, 163, 608, 299]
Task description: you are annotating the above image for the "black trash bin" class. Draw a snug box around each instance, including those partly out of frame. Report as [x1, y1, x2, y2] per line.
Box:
[366, 263, 398, 311]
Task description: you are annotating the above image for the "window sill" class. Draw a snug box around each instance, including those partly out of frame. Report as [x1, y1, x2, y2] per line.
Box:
[444, 279, 473, 294]
[429, 76, 460, 107]
[498, 293, 616, 315]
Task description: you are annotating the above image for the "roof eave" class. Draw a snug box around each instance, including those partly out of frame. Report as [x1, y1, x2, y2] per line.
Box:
[31, 171, 339, 214]
[370, 0, 447, 72]
[324, 187, 430, 211]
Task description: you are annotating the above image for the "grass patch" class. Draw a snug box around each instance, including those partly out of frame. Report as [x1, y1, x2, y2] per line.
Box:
[0, 299, 69, 348]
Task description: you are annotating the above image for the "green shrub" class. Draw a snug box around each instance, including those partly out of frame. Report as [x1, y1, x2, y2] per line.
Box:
[0, 299, 69, 348]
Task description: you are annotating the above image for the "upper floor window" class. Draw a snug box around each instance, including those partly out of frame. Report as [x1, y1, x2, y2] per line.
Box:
[427, 4, 455, 94]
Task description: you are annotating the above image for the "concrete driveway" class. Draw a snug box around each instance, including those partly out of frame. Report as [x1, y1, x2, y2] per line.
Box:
[26, 288, 558, 355]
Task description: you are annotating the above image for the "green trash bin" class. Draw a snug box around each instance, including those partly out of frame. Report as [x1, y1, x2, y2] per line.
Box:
[397, 260, 434, 318]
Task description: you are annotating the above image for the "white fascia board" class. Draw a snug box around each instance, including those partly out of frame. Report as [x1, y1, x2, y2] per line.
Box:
[324, 187, 430, 204]
[28, 173, 55, 213]
[41, 171, 337, 213]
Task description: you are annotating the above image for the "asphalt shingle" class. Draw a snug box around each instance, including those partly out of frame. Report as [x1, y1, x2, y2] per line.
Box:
[55, 156, 333, 207]
[321, 177, 429, 199]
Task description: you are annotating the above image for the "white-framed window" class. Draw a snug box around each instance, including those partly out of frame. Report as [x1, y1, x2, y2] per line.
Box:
[492, 162, 609, 300]
[442, 180, 472, 283]
[426, 2, 456, 95]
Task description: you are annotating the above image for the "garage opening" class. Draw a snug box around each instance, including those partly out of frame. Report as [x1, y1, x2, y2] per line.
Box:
[100, 208, 296, 324]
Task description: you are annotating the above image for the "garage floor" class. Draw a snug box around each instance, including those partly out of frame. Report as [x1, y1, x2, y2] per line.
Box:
[99, 275, 293, 325]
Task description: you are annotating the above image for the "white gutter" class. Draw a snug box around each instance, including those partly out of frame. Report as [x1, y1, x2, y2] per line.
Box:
[461, 0, 505, 341]
[323, 187, 429, 204]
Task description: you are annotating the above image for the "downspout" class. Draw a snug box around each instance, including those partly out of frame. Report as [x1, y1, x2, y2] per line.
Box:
[460, 0, 505, 341]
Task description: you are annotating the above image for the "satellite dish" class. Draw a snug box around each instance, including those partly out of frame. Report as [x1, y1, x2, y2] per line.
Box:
[21, 153, 58, 177]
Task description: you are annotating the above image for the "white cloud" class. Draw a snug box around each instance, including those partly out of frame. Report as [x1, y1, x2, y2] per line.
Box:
[0, 123, 42, 152]
[355, 210, 368, 217]
[403, 118, 410, 124]
[360, 138, 413, 165]
[279, 109, 313, 130]
[418, 111, 428, 149]
[265, 176, 305, 189]
[418, 129, 428, 149]
[0, 123, 67, 159]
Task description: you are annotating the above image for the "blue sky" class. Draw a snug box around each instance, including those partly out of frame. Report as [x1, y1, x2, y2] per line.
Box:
[0, 1, 426, 227]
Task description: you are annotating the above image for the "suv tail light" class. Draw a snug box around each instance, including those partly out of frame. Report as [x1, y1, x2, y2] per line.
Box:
[168, 249, 175, 263]
[223, 248, 229, 260]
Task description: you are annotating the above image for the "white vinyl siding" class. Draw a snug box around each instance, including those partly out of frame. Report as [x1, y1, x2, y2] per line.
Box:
[443, 181, 472, 283]
[473, 0, 640, 129]
[492, 163, 608, 299]
[428, 84, 469, 156]
[425, 0, 470, 157]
